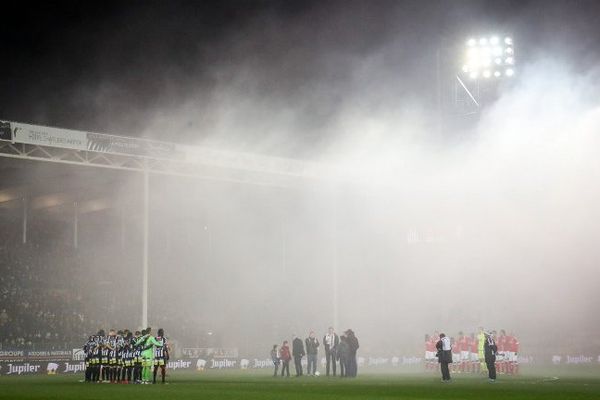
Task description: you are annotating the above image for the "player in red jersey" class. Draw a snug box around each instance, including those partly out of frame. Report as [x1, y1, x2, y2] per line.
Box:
[451, 336, 461, 373]
[457, 332, 470, 373]
[496, 330, 507, 374]
[431, 332, 440, 371]
[425, 334, 437, 371]
[506, 332, 519, 375]
[469, 332, 479, 373]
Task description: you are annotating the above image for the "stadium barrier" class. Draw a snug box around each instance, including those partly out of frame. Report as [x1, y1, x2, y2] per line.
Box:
[1, 352, 598, 375]
[0, 350, 73, 363]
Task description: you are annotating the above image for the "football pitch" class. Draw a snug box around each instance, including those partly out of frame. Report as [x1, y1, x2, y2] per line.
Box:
[1, 369, 599, 400]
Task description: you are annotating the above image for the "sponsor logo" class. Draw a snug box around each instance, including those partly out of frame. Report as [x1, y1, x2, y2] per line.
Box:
[402, 356, 422, 365]
[196, 359, 207, 371]
[357, 357, 365, 367]
[252, 359, 273, 369]
[210, 359, 237, 369]
[0, 351, 24, 357]
[552, 355, 562, 365]
[72, 349, 85, 361]
[0, 350, 25, 362]
[368, 357, 389, 367]
[47, 363, 59, 375]
[517, 355, 533, 364]
[64, 362, 85, 374]
[183, 348, 203, 358]
[240, 359, 249, 369]
[5, 363, 41, 375]
[167, 360, 192, 370]
[391, 356, 400, 367]
[26, 350, 72, 361]
[566, 355, 593, 364]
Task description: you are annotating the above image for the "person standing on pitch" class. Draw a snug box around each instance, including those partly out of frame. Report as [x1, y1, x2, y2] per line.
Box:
[323, 327, 339, 376]
[132, 330, 143, 383]
[153, 328, 169, 384]
[436, 333, 452, 382]
[279, 341, 291, 377]
[292, 334, 305, 377]
[337, 335, 349, 377]
[344, 329, 360, 377]
[484, 331, 498, 382]
[135, 327, 164, 384]
[271, 345, 280, 377]
[477, 327, 487, 373]
[305, 331, 319, 376]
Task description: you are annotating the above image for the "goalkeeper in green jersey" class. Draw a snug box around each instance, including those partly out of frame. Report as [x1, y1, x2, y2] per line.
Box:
[477, 327, 487, 373]
[135, 327, 164, 384]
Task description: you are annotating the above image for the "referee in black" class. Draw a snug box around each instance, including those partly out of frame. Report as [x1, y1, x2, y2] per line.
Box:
[436, 333, 452, 382]
[484, 331, 498, 382]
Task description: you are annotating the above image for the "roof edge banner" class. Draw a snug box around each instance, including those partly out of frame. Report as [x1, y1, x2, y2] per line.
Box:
[8, 121, 87, 150]
[86, 132, 181, 160]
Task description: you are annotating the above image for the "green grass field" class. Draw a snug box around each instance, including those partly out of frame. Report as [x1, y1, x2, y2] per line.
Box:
[1, 369, 599, 400]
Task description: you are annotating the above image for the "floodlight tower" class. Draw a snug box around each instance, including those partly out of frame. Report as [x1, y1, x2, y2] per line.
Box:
[454, 35, 515, 115]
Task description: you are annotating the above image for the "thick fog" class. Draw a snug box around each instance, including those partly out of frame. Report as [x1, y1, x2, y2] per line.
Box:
[3, 1, 600, 359]
[132, 2, 600, 358]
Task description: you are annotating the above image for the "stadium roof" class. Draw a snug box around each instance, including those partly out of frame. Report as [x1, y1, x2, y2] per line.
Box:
[0, 120, 344, 219]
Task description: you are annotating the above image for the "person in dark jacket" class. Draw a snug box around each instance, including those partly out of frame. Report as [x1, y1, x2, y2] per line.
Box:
[305, 331, 319, 376]
[323, 327, 340, 376]
[337, 335, 349, 377]
[344, 329, 360, 377]
[270, 345, 280, 377]
[484, 332, 498, 382]
[436, 333, 452, 382]
[292, 335, 305, 377]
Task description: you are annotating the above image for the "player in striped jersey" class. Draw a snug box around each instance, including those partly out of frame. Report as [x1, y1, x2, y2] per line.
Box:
[153, 328, 170, 384]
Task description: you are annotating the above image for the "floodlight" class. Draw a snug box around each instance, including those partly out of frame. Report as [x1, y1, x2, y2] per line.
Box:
[461, 34, 515, 80]
[505, 68, 514, 77]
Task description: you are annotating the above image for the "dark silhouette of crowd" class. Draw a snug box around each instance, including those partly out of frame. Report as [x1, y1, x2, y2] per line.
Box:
[0, 217, 132, 350]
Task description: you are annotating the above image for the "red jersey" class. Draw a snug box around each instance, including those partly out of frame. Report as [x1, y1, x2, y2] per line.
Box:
[470, 337, 478, 353]
[506, 336, 519, 352]
[426, 339, 436, 352]
[457, 336, 469, 352]
[497, 335, 506, 352]
[451, 339, 460, 354]
[279, 345, 291, 361]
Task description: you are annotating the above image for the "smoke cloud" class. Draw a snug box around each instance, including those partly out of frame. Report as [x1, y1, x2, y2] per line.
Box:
[5, 0, 600, 361]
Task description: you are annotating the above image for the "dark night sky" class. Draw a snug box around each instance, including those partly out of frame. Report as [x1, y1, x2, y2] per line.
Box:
[2, 0, 600, 150]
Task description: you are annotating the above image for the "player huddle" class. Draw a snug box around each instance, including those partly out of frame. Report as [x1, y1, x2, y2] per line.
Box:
[425, 328, 519, 375]
[83, 327, 169, 384]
